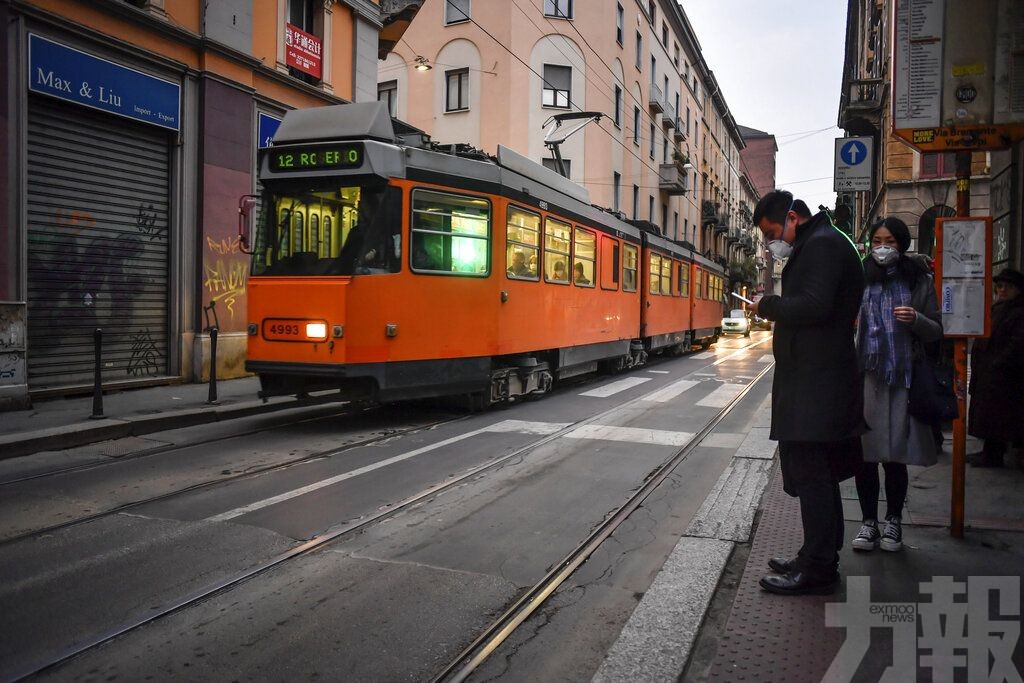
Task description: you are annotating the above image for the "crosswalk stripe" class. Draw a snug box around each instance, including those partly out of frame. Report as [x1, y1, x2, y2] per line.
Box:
[647, 370, 670, 374]
[757, 354, 774, 363]
[643, 379, 699, 403]
[696, 383, 745, 408]
[566, 424, 694, 446]
[579, 376, 651, 398]
[692, 351, 715, 359]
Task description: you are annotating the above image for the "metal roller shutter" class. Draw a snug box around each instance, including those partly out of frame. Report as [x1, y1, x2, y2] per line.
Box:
[26, 97, 171, 388]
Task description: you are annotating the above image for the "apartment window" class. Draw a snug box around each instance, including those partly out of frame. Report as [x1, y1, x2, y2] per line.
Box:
[684, 218, 688, 242]
[616, 3, 624, 44]
[541, 157, 571, 178]
[649, 122, 655, 159]
[651, 56, 657, 87]
[287, 0, 321, 85]
[445, 68, 469, 112]
[662, 135, 668, 162]
[445, 0, 470, 24]
[633, 106, 640, 145]
[613, 172, 621, 212]
[674, 43, 680, 68]
[662, 204, 669, 234]
[686, 107, 691, 135]
[542, 64, 571, 108]
[674, 92, 680, 121]
[378, 80, 397, 117]
[662, 22, 668, 47]
[632, 184, 640, 219]
[648, 195, 655, 224]
[647, 0, 656, 23]
[544, 0, 573, 19]
[635, 31, 642, 70]
[614, 85, 622, 128]
[673, 211, 678, 240]
[920, 152, 955, 179]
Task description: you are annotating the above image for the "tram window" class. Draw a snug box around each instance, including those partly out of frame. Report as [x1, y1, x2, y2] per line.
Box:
[695, 269, 703, 299]
[649, 254, 661, 295]
[678, 263, 689, 297]
[544, 217, 571, 283]
[660, 257, 672, 295]
[573, 227, 595, 287]
[252, 184, 401, 276]
[622, 243, 638, 292]
[411, 189, 490, 276]
[506, 206, 540, 280]
[600, 237, 619, 290]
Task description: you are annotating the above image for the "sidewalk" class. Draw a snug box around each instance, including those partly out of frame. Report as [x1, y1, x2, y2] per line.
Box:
[0, 377, 341, 460]
[687, 434, 1024, 682]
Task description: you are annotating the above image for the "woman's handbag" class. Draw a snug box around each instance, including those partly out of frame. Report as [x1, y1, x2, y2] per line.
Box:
[908, 353, 959, 422]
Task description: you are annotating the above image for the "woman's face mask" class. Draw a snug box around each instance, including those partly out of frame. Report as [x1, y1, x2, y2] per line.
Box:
[870, 245, 899, 266]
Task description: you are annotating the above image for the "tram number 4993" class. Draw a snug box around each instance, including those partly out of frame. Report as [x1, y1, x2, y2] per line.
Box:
[263, 319, 310, 341]
[269, 323, 300, 336]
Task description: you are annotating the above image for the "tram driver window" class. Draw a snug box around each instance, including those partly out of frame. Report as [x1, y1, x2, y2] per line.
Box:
[506, 206, 540, 280]
[410, 189, 490, 276]
[622, 243, 638, 292]
[251, 184, 401, 276]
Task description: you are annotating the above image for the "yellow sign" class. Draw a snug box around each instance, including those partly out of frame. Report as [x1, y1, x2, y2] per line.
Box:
[895, 123, 1024, 152]
[951, 63, 985, 77]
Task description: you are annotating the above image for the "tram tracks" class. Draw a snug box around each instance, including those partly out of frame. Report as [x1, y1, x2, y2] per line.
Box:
[13, 337, 773, 680]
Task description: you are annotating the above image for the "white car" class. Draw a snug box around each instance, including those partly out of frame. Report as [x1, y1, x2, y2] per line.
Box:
[721, 309, 750, 337]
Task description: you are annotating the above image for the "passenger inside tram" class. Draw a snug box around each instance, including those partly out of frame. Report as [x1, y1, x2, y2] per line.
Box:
[552, 261, 568, 282]
[574, 262, 590, 285]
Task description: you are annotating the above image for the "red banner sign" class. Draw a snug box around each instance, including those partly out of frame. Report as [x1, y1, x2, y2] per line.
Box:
[285, 24, 322, 79]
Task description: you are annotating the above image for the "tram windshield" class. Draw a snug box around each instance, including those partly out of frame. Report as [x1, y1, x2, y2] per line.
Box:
[250, 182, 401, 276]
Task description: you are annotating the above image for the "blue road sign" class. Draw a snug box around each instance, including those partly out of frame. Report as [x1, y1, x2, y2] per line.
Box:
[258, 113, 282, 149]
[840, 140, 868, 166]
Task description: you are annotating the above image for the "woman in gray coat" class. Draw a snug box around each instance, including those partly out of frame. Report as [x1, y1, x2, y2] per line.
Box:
[852, 217, 942, 552]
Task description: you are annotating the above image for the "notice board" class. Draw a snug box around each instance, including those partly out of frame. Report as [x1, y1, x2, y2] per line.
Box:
[934, 217, 992, 337]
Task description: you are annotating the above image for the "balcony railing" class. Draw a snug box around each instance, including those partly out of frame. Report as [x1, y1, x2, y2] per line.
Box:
[715, 215, 729, 234]
[673, 119, 685, 140]
[701, 200, 719, 225]
[662, 102, 676, 128]
[727, 226, 742, 243]
[658, 162, 688, 195]
[649, 83, 664, 114]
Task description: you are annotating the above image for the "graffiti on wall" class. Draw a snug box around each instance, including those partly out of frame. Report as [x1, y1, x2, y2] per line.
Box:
[126, 328, 160, 377]
[203, 235, 248, 321]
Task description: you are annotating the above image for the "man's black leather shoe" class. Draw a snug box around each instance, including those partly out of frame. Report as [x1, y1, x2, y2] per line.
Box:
[768, 556, 798, 573]
[759, 570, 838, 596]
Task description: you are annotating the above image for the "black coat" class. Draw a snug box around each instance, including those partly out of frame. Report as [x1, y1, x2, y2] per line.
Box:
[968, 295, 1024, 441]
[758, 212, 866, 442]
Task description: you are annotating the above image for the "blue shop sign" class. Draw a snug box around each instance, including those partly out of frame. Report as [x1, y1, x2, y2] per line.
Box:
[258, 113, 282, 149]
[28, 34, 181, 131]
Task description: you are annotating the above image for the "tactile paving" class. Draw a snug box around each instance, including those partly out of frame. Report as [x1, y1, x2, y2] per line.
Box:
[705, 469, 844, 682]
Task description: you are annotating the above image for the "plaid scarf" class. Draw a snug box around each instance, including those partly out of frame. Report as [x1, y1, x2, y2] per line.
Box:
[857, 270, 913, 387]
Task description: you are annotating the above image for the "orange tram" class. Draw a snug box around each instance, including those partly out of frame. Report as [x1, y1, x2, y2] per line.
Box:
[241, 102, 726, 407]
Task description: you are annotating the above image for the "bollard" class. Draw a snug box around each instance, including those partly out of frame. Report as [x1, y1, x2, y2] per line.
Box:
[90, 328, 104, 419]
[207, 327, 219, 405]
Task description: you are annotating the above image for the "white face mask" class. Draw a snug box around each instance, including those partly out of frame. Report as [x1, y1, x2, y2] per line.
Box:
[871, 245, 899, 266]
[767, 240, 794, 260]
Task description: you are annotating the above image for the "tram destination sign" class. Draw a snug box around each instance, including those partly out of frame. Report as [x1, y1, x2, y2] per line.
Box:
[269, 143, 364, 172]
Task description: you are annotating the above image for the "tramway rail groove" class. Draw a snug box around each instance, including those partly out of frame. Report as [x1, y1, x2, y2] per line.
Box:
[19, 337, 772, 680]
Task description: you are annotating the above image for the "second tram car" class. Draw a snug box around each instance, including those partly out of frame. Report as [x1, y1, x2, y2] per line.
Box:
[241, 102, 726, 406]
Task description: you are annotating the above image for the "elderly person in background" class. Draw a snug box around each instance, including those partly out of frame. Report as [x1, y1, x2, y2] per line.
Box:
[851, 218, 942, 553]
[968, 268, 1024, 467]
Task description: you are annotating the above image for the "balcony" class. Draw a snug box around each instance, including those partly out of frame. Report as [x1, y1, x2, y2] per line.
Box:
[649, 83, 664, 114]
[658, 162, 688, 195]
[742, 235, 755, 255]
[715, 214, 729, 234]
[727, 226, 742, 243]
[673, 119, 685, 141]
[701, 200, 719, 226]
[662, 101, 676, 128]
[839, 77, 884, 136]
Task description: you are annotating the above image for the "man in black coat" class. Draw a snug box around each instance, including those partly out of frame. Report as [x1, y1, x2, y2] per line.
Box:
[751, 190, 866, 595]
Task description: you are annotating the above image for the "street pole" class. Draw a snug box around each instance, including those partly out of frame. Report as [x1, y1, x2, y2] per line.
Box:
[950, 150, 971, 539]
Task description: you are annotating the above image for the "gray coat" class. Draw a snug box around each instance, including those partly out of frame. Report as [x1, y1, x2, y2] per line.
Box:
[860, 267, 943, 466]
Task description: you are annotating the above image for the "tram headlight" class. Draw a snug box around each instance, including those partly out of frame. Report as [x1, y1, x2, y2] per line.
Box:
[306, 322, 327, 339]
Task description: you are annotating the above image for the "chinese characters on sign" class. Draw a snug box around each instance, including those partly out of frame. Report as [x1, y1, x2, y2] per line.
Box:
[285, 24, 322, 79]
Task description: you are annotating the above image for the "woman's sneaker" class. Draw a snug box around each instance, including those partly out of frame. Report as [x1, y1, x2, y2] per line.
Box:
[852, 520, 880, 551]
[881, 515, 903, 552]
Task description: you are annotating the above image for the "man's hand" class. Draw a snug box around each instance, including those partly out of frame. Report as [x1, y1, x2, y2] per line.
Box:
[893, 306, 917, 324]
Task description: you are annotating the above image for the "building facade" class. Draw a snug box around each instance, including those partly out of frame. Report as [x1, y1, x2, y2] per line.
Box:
[0, 0, 422, 409]
[838, 0, 1020, 271]
[379, 0, 763, 277]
